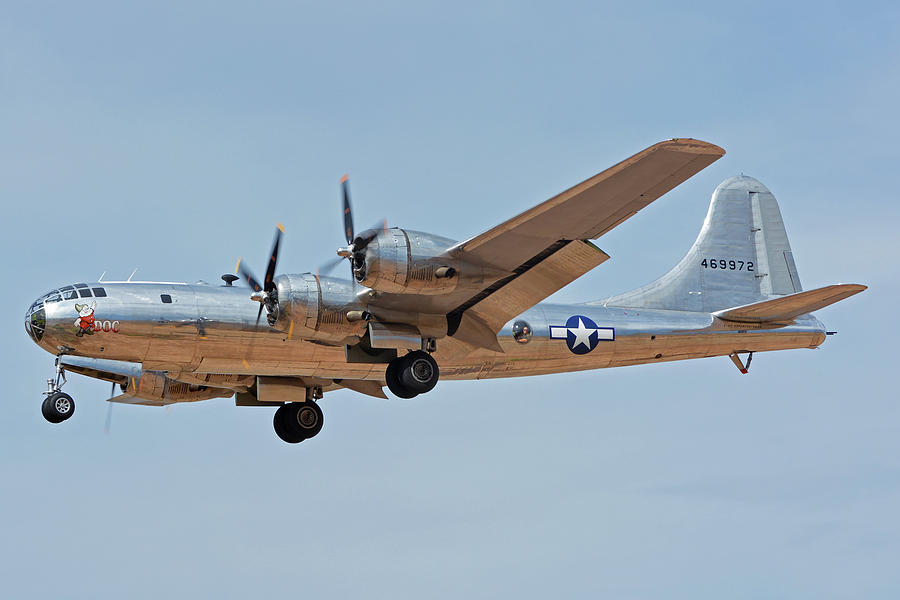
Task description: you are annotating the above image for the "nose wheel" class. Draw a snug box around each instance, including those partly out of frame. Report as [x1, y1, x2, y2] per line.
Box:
[42, 392, 75, 423]
[385, 350, 440, 399]
[273, 401, 324, 444]
[40, 360, 75, 424]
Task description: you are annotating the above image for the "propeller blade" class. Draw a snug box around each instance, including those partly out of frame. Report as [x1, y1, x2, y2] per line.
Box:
[256, 303, 264, 326]
[237, 259, 264, 293]
[104, 381, 115, 434]
[354, 219, 387, 250]
[341, 174, 354, 245]
[236, 258, 263, 292]
[317, 256, 345, 278]
[264, 223, 284, 292]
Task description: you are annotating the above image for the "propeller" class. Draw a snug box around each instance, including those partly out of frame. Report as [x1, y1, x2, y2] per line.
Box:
[320, 175, 385, 281]
[104, 381, 115, 434]
[236, 223, 284, 326]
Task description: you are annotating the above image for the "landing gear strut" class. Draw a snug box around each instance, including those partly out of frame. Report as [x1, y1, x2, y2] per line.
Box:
[385, 350, 440, 399]
[273, 401, 324, 444]
[41, 359, 75, 424]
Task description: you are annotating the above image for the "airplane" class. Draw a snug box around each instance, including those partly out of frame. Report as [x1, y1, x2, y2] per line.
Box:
[24, 139, 866, 444]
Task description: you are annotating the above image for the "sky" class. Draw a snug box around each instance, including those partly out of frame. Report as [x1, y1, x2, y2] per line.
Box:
[2, 1, 900, 598]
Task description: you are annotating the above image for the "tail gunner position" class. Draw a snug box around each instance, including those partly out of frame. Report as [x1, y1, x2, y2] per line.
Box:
[24, 139, 865, 444]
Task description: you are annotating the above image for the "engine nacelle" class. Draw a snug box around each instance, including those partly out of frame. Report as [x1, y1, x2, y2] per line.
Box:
[122, 371, 233, 403]
[274, 274, 369, 343]
[352, 228, 466, 295]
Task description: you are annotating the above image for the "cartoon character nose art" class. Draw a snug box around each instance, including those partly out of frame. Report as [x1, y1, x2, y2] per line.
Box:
[550, 315, 615, 355]
[72, 300, 120, 336]
[74, 301, 96, 337]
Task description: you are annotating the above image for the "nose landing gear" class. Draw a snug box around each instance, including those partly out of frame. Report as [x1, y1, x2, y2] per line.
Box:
[41, 360, 75, 424]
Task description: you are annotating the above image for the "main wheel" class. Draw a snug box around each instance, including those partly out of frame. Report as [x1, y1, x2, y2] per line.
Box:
[273, 404, 303, 444]
[399, 350, 440, 395]
[385, 357, 418, 399]
[276, 402, 324, 443]
[292, 402, 324, 439]
[42, 392, 75, 424]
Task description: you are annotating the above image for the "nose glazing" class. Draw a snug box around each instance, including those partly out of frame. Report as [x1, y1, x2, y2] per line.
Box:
[25, 298, 46, 342]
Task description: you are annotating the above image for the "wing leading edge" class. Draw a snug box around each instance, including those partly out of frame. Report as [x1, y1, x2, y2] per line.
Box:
[449, 138, 725, 271]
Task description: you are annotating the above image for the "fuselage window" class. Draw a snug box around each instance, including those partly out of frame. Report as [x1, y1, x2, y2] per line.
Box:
[92, 288, 107, 297]
[78, 288, 93, 298]
[63, 289, 78, 300]
[160, 294, 172, 303]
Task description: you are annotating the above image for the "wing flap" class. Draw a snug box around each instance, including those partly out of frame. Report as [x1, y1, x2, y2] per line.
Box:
[447, 240, 609, 352]
[335, 379, 389, 399]
[465, 239, 609, 331]
[713, 284, 867, 323]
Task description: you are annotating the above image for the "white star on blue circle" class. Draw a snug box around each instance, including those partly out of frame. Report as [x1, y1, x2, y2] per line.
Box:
[549, 315, 615, 355]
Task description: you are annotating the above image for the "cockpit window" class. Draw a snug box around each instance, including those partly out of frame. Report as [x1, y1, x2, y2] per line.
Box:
[38, 285, 106, 303]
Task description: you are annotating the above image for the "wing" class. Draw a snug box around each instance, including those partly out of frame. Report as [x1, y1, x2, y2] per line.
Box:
[449, 138, 725, 271]
[368, 139, 724, 351]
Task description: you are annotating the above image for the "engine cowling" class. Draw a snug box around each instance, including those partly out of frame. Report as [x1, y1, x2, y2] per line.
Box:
[274, 274, 369, 343]
[352, 228, 465, 295]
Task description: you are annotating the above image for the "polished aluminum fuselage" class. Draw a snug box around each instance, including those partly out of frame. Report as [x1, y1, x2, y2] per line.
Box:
[31, 280, 826, 387]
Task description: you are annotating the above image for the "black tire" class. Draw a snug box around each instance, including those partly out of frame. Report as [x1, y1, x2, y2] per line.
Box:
[399, 350, 440, 395]
[385, 357, 418, 399]
[42, 392, 75, 424]
[41, 395, 60, 423]
[273, 404, 303, 444]
[280, 402, 324, 441]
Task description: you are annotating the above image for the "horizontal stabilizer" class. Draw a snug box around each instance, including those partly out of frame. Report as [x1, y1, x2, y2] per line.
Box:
[713, 284, 867, 323]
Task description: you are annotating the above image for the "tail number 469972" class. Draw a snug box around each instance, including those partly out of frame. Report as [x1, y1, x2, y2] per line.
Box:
[701, 259, 753, 271]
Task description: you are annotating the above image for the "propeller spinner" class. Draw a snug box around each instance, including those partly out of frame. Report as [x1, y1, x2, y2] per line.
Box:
[236, 223, 284, 326]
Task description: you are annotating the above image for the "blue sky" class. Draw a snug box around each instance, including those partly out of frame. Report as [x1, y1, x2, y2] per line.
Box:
[2, 2, 899, 598]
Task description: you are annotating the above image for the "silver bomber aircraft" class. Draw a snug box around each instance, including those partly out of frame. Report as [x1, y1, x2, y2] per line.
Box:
[24, 139, 865, 443]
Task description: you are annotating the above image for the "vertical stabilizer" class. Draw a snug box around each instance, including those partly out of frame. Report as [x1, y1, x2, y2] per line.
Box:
[599, 176, 802, 313]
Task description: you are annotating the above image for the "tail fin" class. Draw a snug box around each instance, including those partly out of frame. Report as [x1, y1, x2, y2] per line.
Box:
[600, 175, 804, 312]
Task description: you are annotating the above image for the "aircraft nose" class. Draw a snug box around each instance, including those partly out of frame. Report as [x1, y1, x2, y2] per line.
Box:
[25, 297, 46, 343]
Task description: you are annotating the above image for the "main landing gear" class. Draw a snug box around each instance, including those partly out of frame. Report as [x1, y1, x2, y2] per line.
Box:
[385, 350, 440, 399]
[273, 401, 324, 444]
[41, 360, 75, 424]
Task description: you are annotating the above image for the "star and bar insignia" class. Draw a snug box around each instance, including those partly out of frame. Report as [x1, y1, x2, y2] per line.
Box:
[550, 315, 615, 355]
